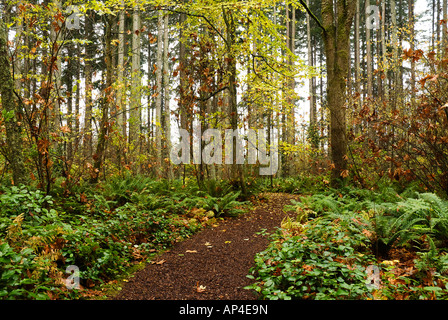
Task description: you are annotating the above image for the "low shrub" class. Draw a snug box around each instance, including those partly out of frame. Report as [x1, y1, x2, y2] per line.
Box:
[246, 215, 376, 300]
[247, 186, 448, 300]
[0, 178, 250, 299]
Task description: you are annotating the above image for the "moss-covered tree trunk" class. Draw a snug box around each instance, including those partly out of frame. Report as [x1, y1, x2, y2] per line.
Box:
[91, 16, 113, 183]
[321, 0, 356, 187]
[0, 20, 26, 185]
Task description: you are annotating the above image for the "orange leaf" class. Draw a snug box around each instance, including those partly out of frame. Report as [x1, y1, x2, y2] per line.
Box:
[60, 125, 71, 133]
[196, 282, 206, 293]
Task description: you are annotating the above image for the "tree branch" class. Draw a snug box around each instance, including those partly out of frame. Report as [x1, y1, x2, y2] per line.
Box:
[197, 86, 229, 102]
[298, 0, 326, 33]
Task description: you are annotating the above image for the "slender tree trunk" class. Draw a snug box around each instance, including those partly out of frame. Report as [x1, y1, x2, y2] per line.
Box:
[381, 0, 387, 101]
[222, 8, 246, 195]
[147, 14, 153, 158]
[155, 10, 163, 177]
[288, 4, 296, 175]
[91, 16, 113, 183]
[438, 0, 441, 57]
[75, 44, 81, 151]
[14, 12, 22, 93]
[391, 0, 398, 107]
[366, 9, 373, 97]
[0, 20, 26, 185]
[117, 4, 126, 141]
[84, 10, 93, 159]
[307, 0, 317, 150]
[66, 42, 74, 163]
[353, 0, 360, 136]
[354, 0, 360, 93]
[179, 11, 188, 132]
[51, 0, 61, 131]
[130, 6, 141, 149]
[163, 13, 173, 180]
[409, 0, 416, 107]
[443, 0, 447, 58]
[178, 10, 188, 180]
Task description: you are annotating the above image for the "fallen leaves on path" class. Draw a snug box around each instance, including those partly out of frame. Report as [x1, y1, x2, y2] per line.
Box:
[204, 242, 213, 248]
[196, 282, 207, 293]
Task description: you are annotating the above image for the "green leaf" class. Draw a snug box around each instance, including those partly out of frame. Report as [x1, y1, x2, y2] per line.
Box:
[336, 288, 349, 296]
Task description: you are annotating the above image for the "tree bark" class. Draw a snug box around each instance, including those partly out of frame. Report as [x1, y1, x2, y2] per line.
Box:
[117, 4, 126, 140]
[129, 6, 141, 148]
[91, 16, 113, 183]
[0, 20, 26, 185]
[366, 8, 373, 97]
[354, 0, 360, 95]
[223, 8, 246, 195]
[50, 0, 61, 131]
[179, 11, 188, 132]
[409, 0, 416, 107]
[163, 13, 173, 179]
[307, 0, 317, 150]
[321, 0, 356, 187]
[84, 10, 93, 159]
[155, 10, 163, 177]
[443, 0, 447, 58]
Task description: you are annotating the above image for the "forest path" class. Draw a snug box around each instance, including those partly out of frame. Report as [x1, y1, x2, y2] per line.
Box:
[113, 193, 299, 300]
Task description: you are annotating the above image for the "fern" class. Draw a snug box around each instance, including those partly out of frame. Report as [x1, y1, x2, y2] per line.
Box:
[201, 191, 245, 217]
[419, 193, 448, 241]
[300, 193, 341, 215]
[201, 179, 232, 198]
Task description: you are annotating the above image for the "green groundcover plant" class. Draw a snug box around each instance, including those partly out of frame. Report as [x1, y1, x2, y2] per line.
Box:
[246, 185, 448, 300]
[246, 213, 377, 300]
[0, 178, 249, 299]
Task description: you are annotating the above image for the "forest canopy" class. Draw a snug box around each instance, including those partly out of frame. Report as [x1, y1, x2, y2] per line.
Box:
[0, 0, 446, 195]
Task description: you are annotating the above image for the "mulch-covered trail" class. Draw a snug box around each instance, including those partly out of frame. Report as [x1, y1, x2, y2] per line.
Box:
[113, 193, 300, 300]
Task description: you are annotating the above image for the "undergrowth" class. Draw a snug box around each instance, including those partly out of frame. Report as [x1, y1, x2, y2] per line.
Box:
[247, 185, 448, 300]
[0, 177, 250, 299]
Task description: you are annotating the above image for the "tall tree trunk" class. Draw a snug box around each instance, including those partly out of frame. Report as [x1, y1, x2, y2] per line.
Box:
[117, 4, 126, 142]
[321, 0, 356, 187]
[354, 0, 360, 94]
[391, 0, 399, 105]
[380, 0, 387, 101]
[409, 0, 416, 107]
[288, 4, 296, 175]
[14, 11, 22, 93]
[366, 8, 373, 97]
[147, 14, 153, 159]
[443, 0, 447, 58]
[51, 0, 61, 131]
[155, 10, 163, 177]
[66, 42, 74, 164]
[438, 0, 441, 57]
[222, 8, 246, 195]
[307, 0, 317, 150]
[75, 44, 81, 152]
[84, 10, 93, 159]
[0, 20, 26, 185]
[179, 11, 188, 132]
[178, 10, 188, 181]
[91, 16, 113, 183]
[163, 13, 173, 180]
[129, 6, 141, 149]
